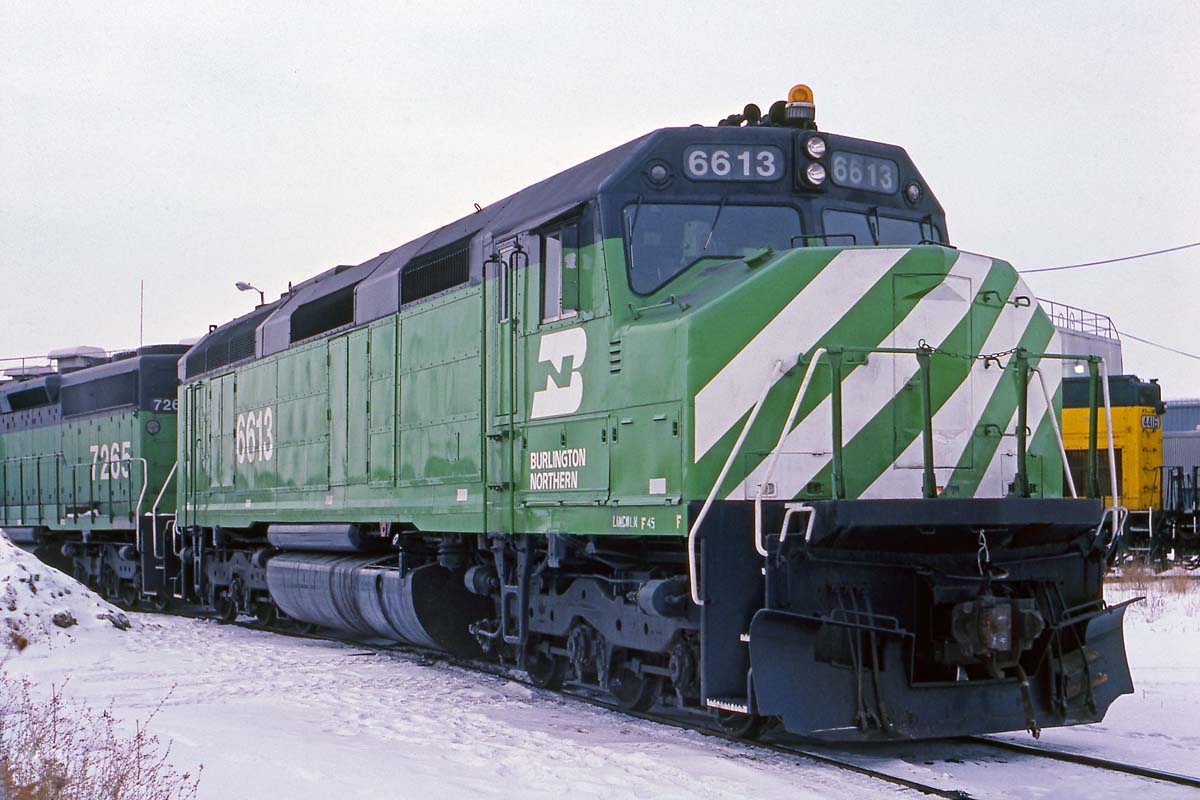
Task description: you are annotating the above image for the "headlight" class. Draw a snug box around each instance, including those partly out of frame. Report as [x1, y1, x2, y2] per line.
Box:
[804, 162, 827, 186]
[644, 159, 672, 188]
[905, 181, 923, 204]
[804, 136, 827, 159]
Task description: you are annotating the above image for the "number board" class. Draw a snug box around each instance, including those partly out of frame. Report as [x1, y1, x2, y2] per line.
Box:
[683, 145, 783, 182]
[829, 152, 898, 194]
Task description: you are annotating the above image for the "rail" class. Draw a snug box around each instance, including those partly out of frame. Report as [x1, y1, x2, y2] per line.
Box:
[1039, 299, 1121, 342]
[685, 346, 1122, 606]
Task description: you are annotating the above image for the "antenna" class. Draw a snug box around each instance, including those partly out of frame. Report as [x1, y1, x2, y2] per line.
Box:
[139, 279, 145, 347]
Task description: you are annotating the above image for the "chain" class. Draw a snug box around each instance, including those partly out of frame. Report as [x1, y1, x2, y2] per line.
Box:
[917, 338, 1019, 370]
[977, 531, 991, 577]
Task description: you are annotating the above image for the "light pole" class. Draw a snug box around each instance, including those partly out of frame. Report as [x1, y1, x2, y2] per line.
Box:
[236, 281, 265, 307]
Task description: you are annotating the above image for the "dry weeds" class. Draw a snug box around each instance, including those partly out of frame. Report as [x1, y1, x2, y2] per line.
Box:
[1107, 564, 1200, 622]
[0, 672, 201, 800]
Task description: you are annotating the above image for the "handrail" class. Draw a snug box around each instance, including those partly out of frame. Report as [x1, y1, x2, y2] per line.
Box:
[683, 337, 1122, 605]
[777, 503, 817, 545]
[29, 456, 149, 529]
[754, 348, 827, 556]
[130, 457, 149, 529]
[1099, 359, 1120, 542]
[688, 359, 786, 606]
[1032, 367, 1076, 499]
[148, 460, 178, 558]
[1095, 505, 1129, 564]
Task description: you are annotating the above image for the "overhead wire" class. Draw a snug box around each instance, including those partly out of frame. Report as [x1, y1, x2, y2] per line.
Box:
[1015, 239, 1200, 360]
[1019, 241, 1200, 273]
[1119, 332, 1200, 362]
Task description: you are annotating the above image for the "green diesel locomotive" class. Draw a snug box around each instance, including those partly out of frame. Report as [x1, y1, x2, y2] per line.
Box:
[2, 85, 1134, 741]
[0, 345, 186, 602]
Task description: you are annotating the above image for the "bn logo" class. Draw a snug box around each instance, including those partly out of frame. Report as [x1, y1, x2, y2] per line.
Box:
[531, 328, 587, 419]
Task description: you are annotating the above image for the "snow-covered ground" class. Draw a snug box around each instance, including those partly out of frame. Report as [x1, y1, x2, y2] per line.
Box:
[3, 613, 900, 799]
[0, 533, 130, 651]
[3, 531, 1198, 799]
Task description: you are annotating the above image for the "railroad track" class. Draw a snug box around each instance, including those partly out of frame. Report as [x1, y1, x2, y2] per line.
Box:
[138, 604, 1200, 798]
[961, 735, 1200, 790]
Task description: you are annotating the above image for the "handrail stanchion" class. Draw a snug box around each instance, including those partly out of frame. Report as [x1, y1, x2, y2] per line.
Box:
[150, 460, 178, 559]
[1099, 359, 1121, 542]
[1014, 349, 1031, 498]
[130, 456, 149, 531]
[1086, 359, 1100, 498]
[917, 349, 937, 499]
[829, 349, 846, 500]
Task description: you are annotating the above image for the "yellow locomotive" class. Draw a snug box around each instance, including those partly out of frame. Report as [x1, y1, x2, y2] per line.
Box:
[1062, 374, 1198, 565]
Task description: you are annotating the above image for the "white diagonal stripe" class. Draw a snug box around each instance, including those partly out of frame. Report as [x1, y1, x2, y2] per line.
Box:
[693, 248, 909, 463]
[727, 251, 994, 500]
[861, 282, 1039, 499]
[974, 340, 1061, 498]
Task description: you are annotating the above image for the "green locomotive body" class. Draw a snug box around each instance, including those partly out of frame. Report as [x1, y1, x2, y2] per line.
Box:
[0, 346, 186, 599]
[177, 137, 1065, 535]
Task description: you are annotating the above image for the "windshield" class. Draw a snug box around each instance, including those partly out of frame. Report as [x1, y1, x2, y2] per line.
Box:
[821, 209, 942, 247]
[623, 203, 803, 294]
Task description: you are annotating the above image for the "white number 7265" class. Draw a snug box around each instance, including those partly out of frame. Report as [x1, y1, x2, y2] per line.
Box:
[90, 441, 132, 480]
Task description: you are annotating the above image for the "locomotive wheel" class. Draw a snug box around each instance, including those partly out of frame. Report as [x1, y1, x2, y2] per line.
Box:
[119, 582, 140, 609]
[251, 601, 278, 629]
[716, 710, 769, 740]
[214, 588, 237, 623]
[151, 593, 173, 612]
[100, 566, 120, 601]
[609, 666, 658, 712]
[525, 649, 567, 690]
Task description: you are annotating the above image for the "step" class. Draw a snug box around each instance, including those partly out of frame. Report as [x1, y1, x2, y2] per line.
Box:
[706, 697, 750, 714]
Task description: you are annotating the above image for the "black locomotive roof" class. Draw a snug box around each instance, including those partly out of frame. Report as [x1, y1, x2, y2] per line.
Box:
[183, 121, 940, 380]
[0, 373, 60, 413]
[1063, 374, 1165, 411]
[184, 129, 656, 378]
[0, 345, 187, 426]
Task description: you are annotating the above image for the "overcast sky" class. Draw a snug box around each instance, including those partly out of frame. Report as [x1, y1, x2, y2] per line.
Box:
[3, 1, 1198, 396]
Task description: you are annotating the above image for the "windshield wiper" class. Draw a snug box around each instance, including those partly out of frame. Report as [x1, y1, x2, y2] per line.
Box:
[701, 197, 728, 253]
[627, 194, 644, 236]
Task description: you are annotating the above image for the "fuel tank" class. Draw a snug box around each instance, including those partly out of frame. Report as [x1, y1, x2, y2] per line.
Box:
[266, 554, 490, 656]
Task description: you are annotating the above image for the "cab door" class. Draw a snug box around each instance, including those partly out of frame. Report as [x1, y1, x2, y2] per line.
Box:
[328, 330, 369, 487]
[519, 220, 610, 509]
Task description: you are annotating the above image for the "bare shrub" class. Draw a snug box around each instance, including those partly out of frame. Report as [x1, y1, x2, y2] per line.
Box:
[0, 672, 201, 799]
[1107, 564, 1200, 622]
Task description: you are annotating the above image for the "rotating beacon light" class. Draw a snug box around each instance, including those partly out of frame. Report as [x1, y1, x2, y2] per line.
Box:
[785, 84, 816, 129]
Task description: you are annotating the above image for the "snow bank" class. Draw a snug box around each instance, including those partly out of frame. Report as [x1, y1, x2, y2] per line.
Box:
[0, 530, 130, 654]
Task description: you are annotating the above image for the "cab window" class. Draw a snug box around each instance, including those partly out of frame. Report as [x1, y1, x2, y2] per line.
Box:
[541, 222, 580, 324]
[821, 209, 942, 246]
[623, 203, 802, 295]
